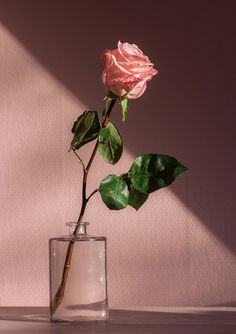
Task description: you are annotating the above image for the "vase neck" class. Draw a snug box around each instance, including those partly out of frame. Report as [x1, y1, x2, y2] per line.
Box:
[66, 222, 89, 235]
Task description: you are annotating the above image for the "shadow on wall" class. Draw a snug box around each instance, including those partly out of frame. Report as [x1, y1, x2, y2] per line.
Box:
[0, 0, 235, 256]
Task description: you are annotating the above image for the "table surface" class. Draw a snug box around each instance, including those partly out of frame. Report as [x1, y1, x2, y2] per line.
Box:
[1, 306, 236, 334]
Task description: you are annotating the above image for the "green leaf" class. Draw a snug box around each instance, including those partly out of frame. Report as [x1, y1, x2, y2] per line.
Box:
[99, 175, 129, 210]
[120, 97, 129, 122]
[128, 185, 149, 210]
[71, 111, 100, 150]
[128, 154, 187, 193]
[98, 122, 123, 164]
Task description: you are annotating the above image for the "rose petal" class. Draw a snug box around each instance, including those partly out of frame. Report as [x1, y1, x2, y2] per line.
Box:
[126, 80, 147, 99]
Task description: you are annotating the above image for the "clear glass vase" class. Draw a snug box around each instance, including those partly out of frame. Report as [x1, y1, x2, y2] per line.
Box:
[49, 222, 108, 322]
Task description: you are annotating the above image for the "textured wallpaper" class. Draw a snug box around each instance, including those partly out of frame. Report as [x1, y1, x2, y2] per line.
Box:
[0, 1, 235, 307]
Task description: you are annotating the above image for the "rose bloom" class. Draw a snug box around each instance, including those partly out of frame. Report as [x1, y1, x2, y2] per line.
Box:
[102, 41, 158, 99]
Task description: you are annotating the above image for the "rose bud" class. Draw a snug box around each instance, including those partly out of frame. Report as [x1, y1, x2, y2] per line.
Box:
[102, 41, 158, 99]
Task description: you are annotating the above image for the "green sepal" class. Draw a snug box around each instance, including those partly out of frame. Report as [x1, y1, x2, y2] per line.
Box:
[98, 122, 123, 164]
[120, 97, 129, 122]
[99, 174, 129, 210]
[128, 153, 187, 193]
[103, 91, 118, 116]
[71, 111, 100, 150]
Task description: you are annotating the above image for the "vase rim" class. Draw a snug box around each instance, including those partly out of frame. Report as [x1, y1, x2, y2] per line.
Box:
[65, 222, 90, 227]
[66, 222, 89, 235]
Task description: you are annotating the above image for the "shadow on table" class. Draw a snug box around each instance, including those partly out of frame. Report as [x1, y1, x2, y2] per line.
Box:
[0, 307, 49, 323]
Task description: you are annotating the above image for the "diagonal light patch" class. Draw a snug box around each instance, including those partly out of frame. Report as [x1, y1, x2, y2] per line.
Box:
[0, 23, 87, 306]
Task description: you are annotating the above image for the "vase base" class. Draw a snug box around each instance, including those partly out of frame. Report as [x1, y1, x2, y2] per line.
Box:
[50, 302, 109, 323]
[50, 314, 109, 323]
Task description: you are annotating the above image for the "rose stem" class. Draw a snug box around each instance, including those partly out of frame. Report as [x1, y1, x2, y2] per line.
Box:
[51, 97, 117, 313]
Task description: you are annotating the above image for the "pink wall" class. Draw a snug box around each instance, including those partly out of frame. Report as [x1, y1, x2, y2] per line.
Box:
[0, 1, 235, 306]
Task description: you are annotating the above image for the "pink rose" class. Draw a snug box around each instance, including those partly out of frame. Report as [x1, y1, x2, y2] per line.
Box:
[102, 41, 158, 99]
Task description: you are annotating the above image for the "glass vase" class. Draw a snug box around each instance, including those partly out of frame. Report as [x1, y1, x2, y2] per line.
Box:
[49, 222, 108, 322]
